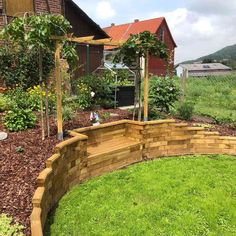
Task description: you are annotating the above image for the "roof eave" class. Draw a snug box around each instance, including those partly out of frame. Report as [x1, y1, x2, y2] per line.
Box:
[65, 0, 110, 39]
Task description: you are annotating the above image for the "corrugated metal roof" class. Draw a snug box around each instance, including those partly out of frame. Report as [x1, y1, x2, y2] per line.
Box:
[180, 63, 231, 71]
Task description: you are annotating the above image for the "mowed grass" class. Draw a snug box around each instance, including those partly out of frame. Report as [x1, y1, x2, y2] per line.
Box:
[45, 155, 236, 236]
[184, 74, 236, 124]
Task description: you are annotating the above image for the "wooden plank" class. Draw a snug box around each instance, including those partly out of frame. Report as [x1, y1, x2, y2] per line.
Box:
[51, 36, 95, 42]
[6, 0, 33, 16]
[143, 51, 149, 121]
[51, 36, 124, 46]
[55, 41, 63, 140]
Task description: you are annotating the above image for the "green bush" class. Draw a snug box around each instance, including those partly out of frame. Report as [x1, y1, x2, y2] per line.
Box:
[5, 87, 30, 109]
[0, 94, 14, 112]
[4, 108, 37, 132]
[0, 46, 54, 89]
[75, 75, 114, 109]
[27, 85, 56, 112]
[75, 82, 93, 110]
[0, 214, 24, 236]
[176, 101, 194, 120]
[62, 106, 75, 122]
[149, 77, 180, 112]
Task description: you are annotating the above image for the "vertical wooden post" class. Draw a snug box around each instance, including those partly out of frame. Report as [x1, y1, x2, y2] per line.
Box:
[181, 68, 187, 103]
[143, 51, 149, 121]
[39, 49, 45, 141]
[55, 41, 63, 140]
[86, 44, 90, 75]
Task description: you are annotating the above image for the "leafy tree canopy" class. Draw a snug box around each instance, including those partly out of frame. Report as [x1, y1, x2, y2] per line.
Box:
[0, 14, 78, 88]
[114, 31, 168, 66]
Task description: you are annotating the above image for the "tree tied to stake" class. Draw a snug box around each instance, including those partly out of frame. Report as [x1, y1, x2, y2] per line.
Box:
[113, 31, 168, 121]
[114, 31, 168, 66]
[1, 14, 78, 140]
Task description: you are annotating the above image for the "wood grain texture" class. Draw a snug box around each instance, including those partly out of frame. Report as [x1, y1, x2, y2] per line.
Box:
[6, 0, 33, 16]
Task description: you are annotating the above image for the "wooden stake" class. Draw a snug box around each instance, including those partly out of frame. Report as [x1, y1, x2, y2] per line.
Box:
[55, 41, 63, 140]
[39, 49, 45, 141]
[181, 68, 187, 103]
[143, 51, 149, 121]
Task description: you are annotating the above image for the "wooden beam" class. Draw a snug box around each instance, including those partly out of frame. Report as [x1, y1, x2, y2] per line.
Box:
[55, 41, 63, 140]
[71, 36, 95, 43]
[51, 35, 95, 43]
[51, 35, 125, 46]
[94, 38, 112, 43]
[143, 51, 149, 121]
[83, 39, 124, 46]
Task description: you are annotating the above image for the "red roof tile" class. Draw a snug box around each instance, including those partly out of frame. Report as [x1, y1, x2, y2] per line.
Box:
[103, 17, 165, 49]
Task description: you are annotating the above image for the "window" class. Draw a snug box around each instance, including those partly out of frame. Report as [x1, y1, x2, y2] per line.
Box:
[6, 0, 34, 16]
[203, 65, 210, 69]
[159, 27, 165, 42]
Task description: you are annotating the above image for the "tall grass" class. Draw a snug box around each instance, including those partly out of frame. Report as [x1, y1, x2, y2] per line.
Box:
[180, 73, 236, 124]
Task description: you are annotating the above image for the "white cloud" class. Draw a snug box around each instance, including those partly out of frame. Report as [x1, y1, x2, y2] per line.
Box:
[150, 6, 236, 63]
[187, 0, 236, 15]
[96, 1, 116, 19]
[193, 17, 214, 36]
[73, 0, 236, 63]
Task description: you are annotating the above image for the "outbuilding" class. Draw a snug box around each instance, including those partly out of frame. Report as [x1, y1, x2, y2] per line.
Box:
[176, 63, 232, 78]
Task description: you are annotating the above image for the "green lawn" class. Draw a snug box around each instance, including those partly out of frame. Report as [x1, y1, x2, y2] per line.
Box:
[45, 155, 236, 236]
[183, 75, 236, 124]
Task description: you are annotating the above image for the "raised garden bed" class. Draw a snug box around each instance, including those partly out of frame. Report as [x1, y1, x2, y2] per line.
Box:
[0, 111, 236, 235]
[0, 109, 131, 236]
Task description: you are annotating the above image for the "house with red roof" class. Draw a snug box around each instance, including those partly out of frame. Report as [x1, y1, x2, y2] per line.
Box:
[103, 17, 177, 76]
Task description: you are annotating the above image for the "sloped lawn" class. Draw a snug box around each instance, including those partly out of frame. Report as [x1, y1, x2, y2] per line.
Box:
[45, 155, 236, 236]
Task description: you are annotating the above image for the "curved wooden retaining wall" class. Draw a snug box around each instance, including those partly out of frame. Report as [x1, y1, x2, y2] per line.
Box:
[31, 119, 236, 235]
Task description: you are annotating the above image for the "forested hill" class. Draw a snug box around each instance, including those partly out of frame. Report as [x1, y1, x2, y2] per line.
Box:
[182, 44, 236, 69]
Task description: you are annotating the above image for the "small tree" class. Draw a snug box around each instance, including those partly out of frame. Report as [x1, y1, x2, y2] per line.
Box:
[114, 31, 168, 120]
[1, 14, 78, 139]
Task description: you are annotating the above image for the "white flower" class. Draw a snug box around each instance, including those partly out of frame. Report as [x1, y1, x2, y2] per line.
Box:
[91, 91, 95, 98]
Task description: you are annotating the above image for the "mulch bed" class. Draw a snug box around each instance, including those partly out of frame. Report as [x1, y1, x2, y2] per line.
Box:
[0, 109, 130, 235]
[176, 115, 236, 137]
[0, 111, 235, 235]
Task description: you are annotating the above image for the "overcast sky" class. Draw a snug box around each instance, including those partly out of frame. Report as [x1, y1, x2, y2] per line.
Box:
[74, 0, 236, 63]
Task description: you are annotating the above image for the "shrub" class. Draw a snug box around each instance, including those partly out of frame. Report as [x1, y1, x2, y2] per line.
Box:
[176, 101, 194, 120]
[0, 214, 24, 236]
[75, 75, 114, 109]
[27, 85, 56, 112]
[62, 106, 75, 122]
[4, 108, 37, 132]
[149, 77, 180, 112]
[5, 87, 30, 109]
[75, 83, 93, 110]
[0, 94, 14, 112]
[0, 46, 54, 89]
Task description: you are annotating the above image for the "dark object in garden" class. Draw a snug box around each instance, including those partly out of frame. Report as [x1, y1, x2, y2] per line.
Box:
[115, 86, 135, 107]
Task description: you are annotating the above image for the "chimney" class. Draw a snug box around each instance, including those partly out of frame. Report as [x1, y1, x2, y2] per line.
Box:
[111, 23, 115, 27]
[134, 19, 139, 23]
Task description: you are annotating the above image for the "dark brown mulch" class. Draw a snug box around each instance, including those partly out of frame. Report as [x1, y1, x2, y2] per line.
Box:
[0, 109, 131, 235]
[176, 115, 236, 137]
